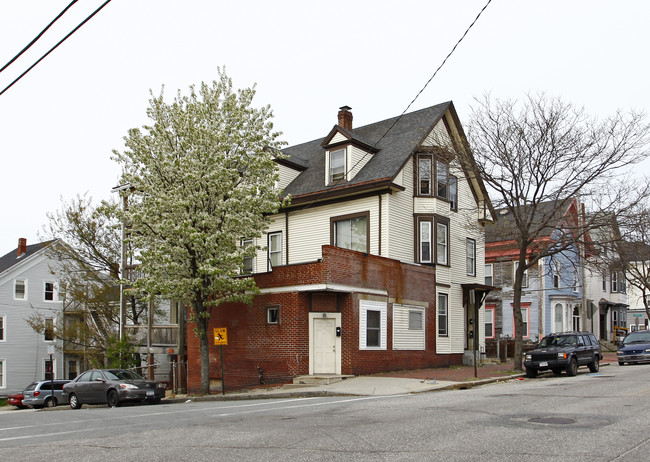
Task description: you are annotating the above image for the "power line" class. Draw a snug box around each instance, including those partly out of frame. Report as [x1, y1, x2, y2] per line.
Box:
[0, 0, 113, 97]
[290, 0, 493, 213]
[0, 0, 79, 74]
[373, 0, 493, 148]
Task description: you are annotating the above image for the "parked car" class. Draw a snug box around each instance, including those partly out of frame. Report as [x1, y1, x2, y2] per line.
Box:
[7, 393, 25, 409]
[22, 380, 70, 408]
[524, 332, 602, 378]
[63, 369, 166, 409]
[617, 330, 650, 365]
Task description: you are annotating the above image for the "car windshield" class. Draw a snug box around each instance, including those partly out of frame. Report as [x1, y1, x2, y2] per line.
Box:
[622, 331, 650, 345]
[104, 369, 145, 381]
[539, 335, 578, 347]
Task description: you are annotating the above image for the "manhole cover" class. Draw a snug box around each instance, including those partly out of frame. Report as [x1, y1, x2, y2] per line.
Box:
[529, 417, 575, 425]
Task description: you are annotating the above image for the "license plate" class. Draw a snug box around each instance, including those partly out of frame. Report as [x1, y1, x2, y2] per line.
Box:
[147, 390, 154, 397]
[539, 361, 548, 367]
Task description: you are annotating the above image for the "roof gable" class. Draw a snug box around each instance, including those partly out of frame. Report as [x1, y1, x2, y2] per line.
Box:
[0, 240, 56, 275]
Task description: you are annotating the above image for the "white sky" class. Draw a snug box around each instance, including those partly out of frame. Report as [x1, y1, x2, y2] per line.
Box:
[1, 0, 649, 253]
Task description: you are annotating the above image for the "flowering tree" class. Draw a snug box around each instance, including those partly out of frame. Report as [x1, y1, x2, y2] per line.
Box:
[113, 69, 286, 393]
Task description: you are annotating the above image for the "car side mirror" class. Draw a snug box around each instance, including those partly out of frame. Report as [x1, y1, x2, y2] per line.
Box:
[95, 377, 105, 382]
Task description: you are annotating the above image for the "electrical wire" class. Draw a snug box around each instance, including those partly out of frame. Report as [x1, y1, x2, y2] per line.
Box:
[0, 0, 113, 97]
[289, 0, 493, 213]
[0, 0, 79, 74]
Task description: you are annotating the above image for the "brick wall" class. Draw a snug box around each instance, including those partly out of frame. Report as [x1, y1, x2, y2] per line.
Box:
[186, 246, 462, 393]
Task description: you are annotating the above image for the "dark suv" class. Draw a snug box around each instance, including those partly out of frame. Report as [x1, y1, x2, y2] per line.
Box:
[524, 332, 602, 378]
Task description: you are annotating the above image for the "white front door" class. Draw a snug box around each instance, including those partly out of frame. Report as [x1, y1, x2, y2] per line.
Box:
[313, 318, 337, 374]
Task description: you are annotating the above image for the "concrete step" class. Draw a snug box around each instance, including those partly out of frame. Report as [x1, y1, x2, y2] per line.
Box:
[292, 374, 354, 386]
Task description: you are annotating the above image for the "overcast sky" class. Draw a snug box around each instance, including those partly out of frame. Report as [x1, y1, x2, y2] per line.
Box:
[1, 0, 649, 254]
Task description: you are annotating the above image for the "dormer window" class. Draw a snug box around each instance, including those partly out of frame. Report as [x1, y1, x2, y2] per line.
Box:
[329, 149, 346, 183]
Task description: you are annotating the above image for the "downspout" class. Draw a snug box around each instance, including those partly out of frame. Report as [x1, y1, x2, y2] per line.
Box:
[378, 194, 382, 256]
[285, 211, 289, 265]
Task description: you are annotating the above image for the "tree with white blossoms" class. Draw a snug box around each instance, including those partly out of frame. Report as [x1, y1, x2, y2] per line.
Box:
[112, 69, 287, 394]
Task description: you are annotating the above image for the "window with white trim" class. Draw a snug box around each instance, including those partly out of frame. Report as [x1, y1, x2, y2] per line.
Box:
[573, 269, 579, 293]
[552, 261, 561, 288]
[513, 306, 529, 338]
[329, 149, 346, 183]
[44, 281, 61, 302]
[436, 160, 449, 199]
[268, 232, 282, 270]
[466, 238, 476, 276]
[359, 300, 387, 350]
[44, 358, 54, 381]
[418, 155, 432, 195]
[0, 316, 5, 341]
[14, 279, 26, 300]
[44, 318, 54, 341]
[420, 221, 432, 263]
[241, 237, 254, 274]
[436, 220, 448, 265]
[0, 360, 4, 388]
[438, 293, 448, 336]
[485, 264, 493, 286]
[267, 306, 280, 324]
[485, 305, 495, 339]
[514, 261, 528, 287]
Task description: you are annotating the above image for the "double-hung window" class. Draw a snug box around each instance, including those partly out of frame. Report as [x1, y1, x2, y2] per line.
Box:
[268, 232, 282, 270]
[438, 293, 448, 336]
[418, 155, 432, 195]
[241, 237, 254, 274]
[420, 221, 432, 263]
[332, 212, 369, 253]
[436, 160, 449, 199]
[436, 220, 448, 265]
[14, 279, 26, 300]
[485, 264, 494, 286]
[553, 261, 561, 288]
[0, 316, 5, 341]
[329, 149, 346, 183]
[485, 305, 495, 339]
[466, 238, 476, 276]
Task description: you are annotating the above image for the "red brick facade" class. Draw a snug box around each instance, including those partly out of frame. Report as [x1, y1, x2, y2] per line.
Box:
[186, 245, 462, 393]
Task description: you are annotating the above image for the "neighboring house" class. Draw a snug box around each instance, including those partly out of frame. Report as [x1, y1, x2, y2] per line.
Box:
[618, 241, 650, 333]
[0, 238, 65, 394]
[185, 103, 496, 392]
[583, 222, 629, 341]
[484, 199, 587, 352]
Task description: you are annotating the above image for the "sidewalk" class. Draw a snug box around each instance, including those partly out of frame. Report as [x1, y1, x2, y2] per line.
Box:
[172, 352, 618, 402]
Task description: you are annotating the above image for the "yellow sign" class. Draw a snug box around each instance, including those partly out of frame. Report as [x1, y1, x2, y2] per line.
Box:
[214, 327, 228, 345]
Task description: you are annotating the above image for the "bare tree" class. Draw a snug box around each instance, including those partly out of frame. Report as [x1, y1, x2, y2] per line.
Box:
[28, 194, 149, 366]
[462, 93, 650, 370]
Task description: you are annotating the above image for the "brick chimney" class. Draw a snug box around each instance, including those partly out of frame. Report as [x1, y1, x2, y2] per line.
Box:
[17, 238, 27, 257]
[338, 105, 353, 130]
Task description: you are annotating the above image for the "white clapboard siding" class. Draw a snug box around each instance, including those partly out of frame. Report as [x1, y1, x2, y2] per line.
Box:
[277, 163, 301, 191]
[393, 304, 426, 350]
[385, 161, 415, 262]
[349, 145, 372, 180]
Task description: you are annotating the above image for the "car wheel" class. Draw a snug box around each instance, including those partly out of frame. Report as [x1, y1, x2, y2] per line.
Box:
[525, 367, 538, 378]
[618, 361, 625, 366]
[566, 357, 578, 376]
[588, 356, 600, 373]
[44, 397, 57, 408]
[552, 368, 562, 376]
[107, 389, 120, 408]
[69, 393, 82, 409]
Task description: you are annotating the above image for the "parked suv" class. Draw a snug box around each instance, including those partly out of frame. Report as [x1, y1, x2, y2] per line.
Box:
[22, 380, 70, 408]
[524, 332, 601, 378]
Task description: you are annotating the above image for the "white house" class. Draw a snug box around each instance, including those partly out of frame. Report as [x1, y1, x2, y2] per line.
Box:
[0, 238, 65, 394]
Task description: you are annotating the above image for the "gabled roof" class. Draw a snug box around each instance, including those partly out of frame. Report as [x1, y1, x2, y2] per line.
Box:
[0, 240, 56, 275]
[281, 102, 452, 202]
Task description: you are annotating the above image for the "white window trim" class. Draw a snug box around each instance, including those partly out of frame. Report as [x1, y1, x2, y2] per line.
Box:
[328, 148, 347, 184]
[0, 359, 5, 388]
[466, 238, 476, 276]
[485, 263, 494, 286]
[420, 221, 432, 263]
[438, 293, 448, 337]
[43, 281, 61, 303]
[268, 232, 282, 270]
[436, 221, 448, 266]
[0, 315, 5, 342]
[14, 278, 27, 301]
[359, 300, 387, 350]
[485, 306, 495, 339]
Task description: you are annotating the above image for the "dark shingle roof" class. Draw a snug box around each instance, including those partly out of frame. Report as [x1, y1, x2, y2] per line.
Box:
[0, 240, 55, 274]
[281, 102, 451, 199]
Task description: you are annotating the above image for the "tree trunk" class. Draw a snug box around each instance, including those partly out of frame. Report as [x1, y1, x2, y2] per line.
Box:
[512, 251, 527, 372]
[200, 325, 210, 394]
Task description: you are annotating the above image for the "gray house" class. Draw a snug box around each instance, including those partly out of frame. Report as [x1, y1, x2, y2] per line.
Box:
[0, 238, 65, 395]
